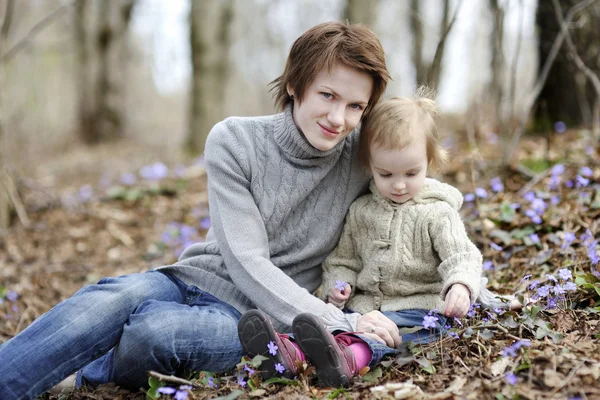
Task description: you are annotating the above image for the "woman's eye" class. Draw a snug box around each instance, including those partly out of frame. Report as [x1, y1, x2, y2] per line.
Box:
[321, 92, 333, 99]
[349, 103, 364, 111]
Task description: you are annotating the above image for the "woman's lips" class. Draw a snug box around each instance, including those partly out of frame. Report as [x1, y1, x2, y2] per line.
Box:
[318, 123, 340, 137]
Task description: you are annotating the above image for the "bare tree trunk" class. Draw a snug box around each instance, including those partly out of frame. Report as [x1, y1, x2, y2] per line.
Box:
[488, 0, 505, 128]
[410, 0, 426, 85]
[187, 0, 234, 156]
[74, 0, 136, 144]
[343, 0, 378, 27]
[0, 0, 14, 229]
[535, 0, 600, 128]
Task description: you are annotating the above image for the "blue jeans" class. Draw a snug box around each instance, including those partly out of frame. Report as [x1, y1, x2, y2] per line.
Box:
[0, 271, 243, 400]
[353, 309, 449, 367]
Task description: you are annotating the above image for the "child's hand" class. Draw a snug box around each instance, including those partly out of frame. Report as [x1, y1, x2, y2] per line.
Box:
[443, 283, 471, 318]
[328, 281, 351, 309]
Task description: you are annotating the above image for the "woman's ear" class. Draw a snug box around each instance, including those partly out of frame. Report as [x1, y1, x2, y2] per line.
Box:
[286, 83, 295, 99]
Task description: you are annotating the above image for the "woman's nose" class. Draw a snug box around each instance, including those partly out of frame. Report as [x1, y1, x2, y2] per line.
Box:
[327, 105, 344, 127]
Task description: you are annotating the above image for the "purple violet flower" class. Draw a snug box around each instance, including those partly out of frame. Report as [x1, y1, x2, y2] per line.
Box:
[551, 164, 565, 175]
[475, 187, 488, 198]
[244, 364, 255, 376]
[490, 177, 504, 192]
[490, 242, 502, 251]
[6, 290, 18, 302]
[529, 280, 540, 290]
[267, 341, 279, 356]
[563, 282, 577, 291]
[537, 285, 551, 298]
[158, 387, 177, 395]
[422, 315, 438, 329]
[140, 162, 169, 181]
[464, 193, 476, 202]
[530, 233, 540, 244]
[237, 376, 246, 387]
[334, 280, 347, 291]
[520, 274, 532, 282]
[275, 363, 286, 374]
[523, 191, 536, 202]
[120, 172, 137, 185]
[207, 377, 216, 388]
[554, 121, 567, 133]
[562, 232, 576, 249]
[580, 166, 593, 177]
[576, 175, 590, 188]
[558, 269, 572, 281]
[199, 217, 211, 230]
[506, 372, 518, 385]
[483, 260, 494, 271]
[545, 274, 557, 283]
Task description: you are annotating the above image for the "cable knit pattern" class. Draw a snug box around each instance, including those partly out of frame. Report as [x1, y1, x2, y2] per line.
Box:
[157, 105, 371, 332]
[322, 179, 483, 314]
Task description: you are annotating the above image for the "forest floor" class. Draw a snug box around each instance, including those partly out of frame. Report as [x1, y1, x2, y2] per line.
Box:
[1, 128, 599, 400]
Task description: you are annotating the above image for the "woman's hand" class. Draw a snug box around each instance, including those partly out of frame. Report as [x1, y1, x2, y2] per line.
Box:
[328, 283, 351, 309]
[442, 283, 471, 318]
[356, 310, 402, 348]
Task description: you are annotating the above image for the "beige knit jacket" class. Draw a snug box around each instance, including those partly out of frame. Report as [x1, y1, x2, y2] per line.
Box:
[322, 178, 483, 314]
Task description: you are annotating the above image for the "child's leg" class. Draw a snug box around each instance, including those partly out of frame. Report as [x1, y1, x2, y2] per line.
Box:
[382, 309, 449, 344]
[237, 309, 303, 379]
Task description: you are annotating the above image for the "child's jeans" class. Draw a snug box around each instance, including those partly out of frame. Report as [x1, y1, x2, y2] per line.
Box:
[348, 309, 449, 367]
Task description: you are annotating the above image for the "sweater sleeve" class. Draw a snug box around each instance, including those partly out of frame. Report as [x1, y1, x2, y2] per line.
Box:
[429, 204, 482, 302]
[204, 121, 360, 332]
[321, 209, 362, 300]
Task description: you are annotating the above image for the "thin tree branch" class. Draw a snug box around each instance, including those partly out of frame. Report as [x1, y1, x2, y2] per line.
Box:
[1, 0, 79, 62]
[552, 0, 600, 98]
[502, 0, 597, 166]
[1, 0, 14, 40]
[427, 0, 464, 90]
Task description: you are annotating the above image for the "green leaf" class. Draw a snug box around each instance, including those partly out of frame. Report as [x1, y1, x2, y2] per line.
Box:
[499, 202, 516, 223]
[145, 388, 160, 400]
[480, 329, 495, 340]
[501, 316, 519, 329]
[511, 226, 535, 240]
[148, 376, 162, 389]
[416, 358, 436, 375]
[262, 376, 299, 386]
[463, 327, 475, 338]
[0, 285, 6, 299]
[362, 366, 383, 382]
[327, 387, 349, 399]
[490, 229, 513, 246]
[535, 327, 548, 339]
[250, 354, 269, 368]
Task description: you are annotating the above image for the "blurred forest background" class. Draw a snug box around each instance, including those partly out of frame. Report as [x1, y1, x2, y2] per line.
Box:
[0, 0, 598, 229]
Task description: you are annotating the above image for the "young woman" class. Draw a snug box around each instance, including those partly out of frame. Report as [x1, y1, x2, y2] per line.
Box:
[0, 21, 400, 399]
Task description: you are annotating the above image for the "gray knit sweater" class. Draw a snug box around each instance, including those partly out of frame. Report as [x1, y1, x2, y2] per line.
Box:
[158, 106, 371, 332]
[322, 179, 483, 314]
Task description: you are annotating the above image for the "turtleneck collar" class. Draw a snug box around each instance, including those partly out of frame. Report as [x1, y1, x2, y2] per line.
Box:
[273, 103, 352, 163]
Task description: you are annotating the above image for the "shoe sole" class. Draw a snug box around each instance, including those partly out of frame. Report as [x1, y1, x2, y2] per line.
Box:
[237, 309, 295, 380]
[292, 313, 351, 388]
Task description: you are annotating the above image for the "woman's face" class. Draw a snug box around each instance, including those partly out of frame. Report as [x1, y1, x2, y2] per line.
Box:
[289, 64, 373, 151]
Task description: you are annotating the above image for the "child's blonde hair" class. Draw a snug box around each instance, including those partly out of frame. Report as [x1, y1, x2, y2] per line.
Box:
[359, 86, 448, 174]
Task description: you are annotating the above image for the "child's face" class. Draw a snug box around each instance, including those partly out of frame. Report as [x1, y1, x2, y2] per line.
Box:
[369, 135, 428, 204]
[289, 64, 372, 152]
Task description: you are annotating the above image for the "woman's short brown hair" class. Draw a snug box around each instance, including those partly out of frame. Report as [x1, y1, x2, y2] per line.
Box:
[359, 86, 449, 174]
[270, 21, 390, 117]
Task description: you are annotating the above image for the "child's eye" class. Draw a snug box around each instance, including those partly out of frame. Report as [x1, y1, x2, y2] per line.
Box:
[321, 92, 333, 99]
[406, 173, 416, 177]
[379, 173, 391, 178]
